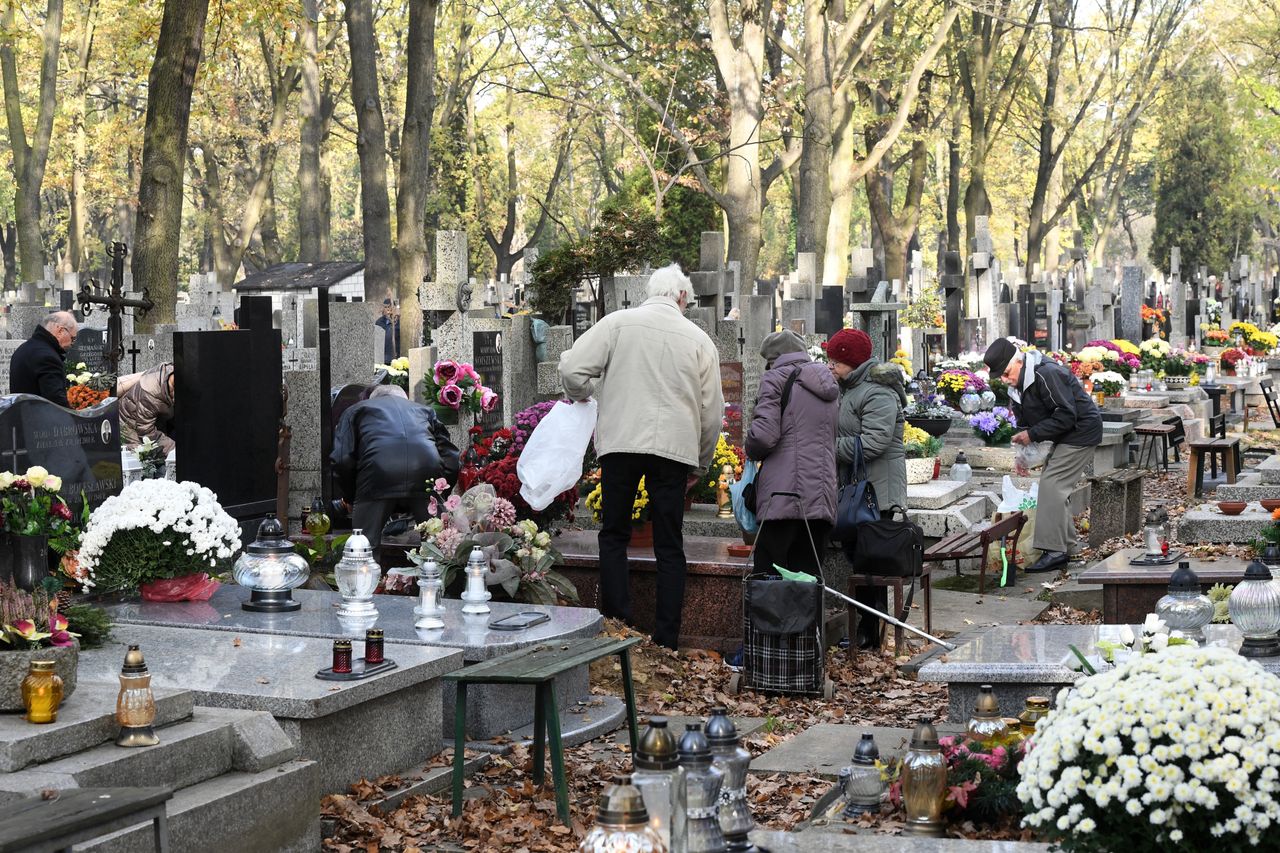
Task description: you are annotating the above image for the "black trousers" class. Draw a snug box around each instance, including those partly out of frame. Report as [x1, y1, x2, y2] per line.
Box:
[753, 519, 831, 577]
[597, 453, 689, 649]
[352, 495, 431, 548]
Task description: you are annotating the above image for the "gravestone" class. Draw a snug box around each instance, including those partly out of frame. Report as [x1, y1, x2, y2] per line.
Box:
[0, 394, 121, 514]
[815, 286, 845, 335]
[65, 327, 110, 375]
[1120, 265, 1143, 343]
[473, 330, 506, 435]
[572, 301, 592, 339]
[236, 295, 273, 331]
[1168, 247, 1186, 347]
[172, 329, 282, 519]
[721, 361, 744, 445]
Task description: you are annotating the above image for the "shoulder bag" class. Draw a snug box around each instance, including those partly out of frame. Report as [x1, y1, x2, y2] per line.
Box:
[831, 436, 880, 543]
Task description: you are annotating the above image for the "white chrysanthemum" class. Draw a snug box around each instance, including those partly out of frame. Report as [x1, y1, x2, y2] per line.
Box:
[1019, 645, 1280, 848]
[75, 480, 242, 592]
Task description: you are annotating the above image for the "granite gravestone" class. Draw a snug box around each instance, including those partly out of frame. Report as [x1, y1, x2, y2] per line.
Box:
[65, 327, 110, 375]
[236, 295, 273, 331]
[572, 302, 591, 340]
[0, 394, 122, 514]
[172, 330, 282, 518]
[473, 330, 505, 435]
[721, 361, 744, 445]
[815, 286, 845, 336]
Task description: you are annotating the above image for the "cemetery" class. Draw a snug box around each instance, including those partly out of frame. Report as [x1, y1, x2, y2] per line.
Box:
[5, 2, 1280, 852]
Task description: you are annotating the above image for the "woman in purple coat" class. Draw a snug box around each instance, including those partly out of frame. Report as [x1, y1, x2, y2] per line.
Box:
[745, 330, 840, 576]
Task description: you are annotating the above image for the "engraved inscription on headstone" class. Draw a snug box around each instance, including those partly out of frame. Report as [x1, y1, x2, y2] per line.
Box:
[572, 303, 591, 340]
[0, 394, 122, 514]
[473, 331, 505, 435]
[66, 327, 110, 375]
[720, 361, 744, 446]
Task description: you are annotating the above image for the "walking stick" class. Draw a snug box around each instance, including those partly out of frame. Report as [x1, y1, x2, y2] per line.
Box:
[821, 585, 955, 651]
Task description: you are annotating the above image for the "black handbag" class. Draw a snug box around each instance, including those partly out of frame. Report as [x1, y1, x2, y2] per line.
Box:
[742, 367, 802, 514]
[851, 504, 923, 577]
[831, 436, 880, 542]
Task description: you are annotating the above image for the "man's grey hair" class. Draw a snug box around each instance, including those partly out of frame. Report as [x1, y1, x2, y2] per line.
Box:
[646, 263, 691, 302]
[41, 311, 76, 332]
[369, 384, 408, 400]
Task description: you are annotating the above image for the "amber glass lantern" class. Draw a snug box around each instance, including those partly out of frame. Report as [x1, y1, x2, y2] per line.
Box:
[115, 644, 159, 746]
[965, 685, 1010, 747]
[902, 718, 946, 837]
[22, 660, 63, 724]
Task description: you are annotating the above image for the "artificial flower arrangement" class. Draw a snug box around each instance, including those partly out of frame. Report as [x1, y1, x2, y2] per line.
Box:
[1020, 644, 1280, 852]
[0, 467, 85, 557]
[0, 581, 77, 650]
[1140, 304, 1166, 335]
[969, 406, 1017, 446]
[936, 370, 988, 408]
[135, 437, 166, 480]
[1138, 336, 1171, 371]
[584, 477, 651, 525]
[375, 356, 410, 390]
[690, 434, 745, 505]
[1068, 613, 1196, 674]
[74, 480, 241, 596]
[1203, 297, 1223, 325]
[1201, 327, 1230, 347]
[1219, 347, 1248, 371]
[808, 343, 828, 363]
[421, 359, 499, 421]
[405, 484, 578, 606]
[65, 362, 115, 410]
[1089, 371, 1126, 397]
[902, 423, 942, 459]
[904, 394, 956, 419]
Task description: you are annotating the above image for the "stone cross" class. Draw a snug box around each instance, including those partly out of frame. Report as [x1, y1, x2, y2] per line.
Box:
[1120, 264, 1143, 343]
[1168, 246, 1186, 347]
[76, 242, 154, 375]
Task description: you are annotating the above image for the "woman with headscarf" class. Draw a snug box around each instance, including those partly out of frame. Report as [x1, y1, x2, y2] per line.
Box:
[745, 330, 839, 576]
[826, 328, 907, 649]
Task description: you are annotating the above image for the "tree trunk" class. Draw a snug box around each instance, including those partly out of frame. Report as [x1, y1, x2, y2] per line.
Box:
[394, 0, 437, 353]
[345, 0, 394, 302]
[795, 0, 832, 270]
[1024, 0, 1066, 277]
[822, 87, 856, 288]
[0, 223, 15, 289]
[1, 0, 65, 288]
[133, 0, 209, 328]
[946, 122, 961, 254]
[298, 0, 326, 261]
[867, 138, 928, 286]
[69, 0, 97, 274]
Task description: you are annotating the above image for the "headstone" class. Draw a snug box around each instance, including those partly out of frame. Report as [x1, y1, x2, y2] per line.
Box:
[699, 232, 726, 272]
[814, 285, 845, 335]
[720, 361, 743, 445]
[1168, 246, 1186, 347]
[0, 394, 121, 514]
[571, 301, 592, 339]
[328, 302, 379, 387]
[472, 330, 506, 435]
[65, 327, 110, 375]
[1120, 265, 1143, 343]
[172, 329, 282, 518]
[236, 295, 273, 331]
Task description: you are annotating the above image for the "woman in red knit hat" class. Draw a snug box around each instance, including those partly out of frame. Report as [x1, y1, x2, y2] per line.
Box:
[826, 328, 907, 650]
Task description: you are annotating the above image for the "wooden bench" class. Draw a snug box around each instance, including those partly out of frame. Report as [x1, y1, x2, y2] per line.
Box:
[446, 636, 642, 825]
[923, 511, 1026, 596]
[1260, 378, 1280, 428]
[0, 787, 172, 853]
[1134, 422, 1177, 472]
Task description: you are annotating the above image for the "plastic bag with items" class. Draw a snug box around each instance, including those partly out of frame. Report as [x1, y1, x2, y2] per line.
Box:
[997, 475, 1038, 512]
[517, 400, 598, 510]
[1015, 440, 1054, 472]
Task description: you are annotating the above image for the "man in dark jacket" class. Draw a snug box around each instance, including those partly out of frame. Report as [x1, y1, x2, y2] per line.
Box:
[330, 385, 460, 546]
[985, 338, 1102, 574]
[10, 312, 77, 408]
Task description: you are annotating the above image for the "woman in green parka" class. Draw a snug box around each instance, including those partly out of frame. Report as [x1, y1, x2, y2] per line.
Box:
[826, 328, 908, 649]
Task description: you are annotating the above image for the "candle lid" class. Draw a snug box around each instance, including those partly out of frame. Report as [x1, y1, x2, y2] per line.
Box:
[594, 775, 649, 828]
[246, 515, 295, 556]
[1168, 562, 1200, 593]
[1245, 561, 1272, 582]
[852, 732, 880, 765]
[343, 530, 373, 559]
[121, 644, 148, 675]
[635, 716, 678, 770]
[705, 705, 740, 747]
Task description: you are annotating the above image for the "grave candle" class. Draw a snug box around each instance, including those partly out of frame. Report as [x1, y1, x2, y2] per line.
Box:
[332, 640, 353, 674]
[115, 645, 159, 747]
[364, 629, 385, 664]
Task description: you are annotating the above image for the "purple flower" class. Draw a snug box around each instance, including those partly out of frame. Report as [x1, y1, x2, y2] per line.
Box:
[434, 360, 460, 385]
[438, 384, 463, 408]
[969, 413, 998, 435]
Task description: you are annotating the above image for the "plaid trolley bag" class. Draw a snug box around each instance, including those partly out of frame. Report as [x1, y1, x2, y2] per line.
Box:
[737, 495, 833, 697]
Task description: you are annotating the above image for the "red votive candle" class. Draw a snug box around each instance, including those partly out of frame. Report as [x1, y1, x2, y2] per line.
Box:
[364, 629, 385, 664]
[332, 639, 353, 673]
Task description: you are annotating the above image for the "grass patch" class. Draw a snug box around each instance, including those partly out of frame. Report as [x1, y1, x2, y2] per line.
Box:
[932, 573, 984, 593]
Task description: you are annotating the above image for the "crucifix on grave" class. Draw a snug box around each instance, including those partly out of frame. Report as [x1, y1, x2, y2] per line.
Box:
[126, 340, 141, 374]
[76, 243, 155, 375]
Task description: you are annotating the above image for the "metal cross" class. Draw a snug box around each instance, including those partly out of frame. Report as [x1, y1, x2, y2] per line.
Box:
[621, 290, 631, 310]
[126, 340, 141, 374]
[737, 325, 746, 358]
[76, 242, 155, 375]
[0, 427, 29, 473]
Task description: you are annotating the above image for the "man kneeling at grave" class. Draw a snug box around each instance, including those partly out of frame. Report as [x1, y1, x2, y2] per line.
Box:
[120, 362, 177, 455]
[331, 385, 461, 547]
[983, 337, 1102, 574]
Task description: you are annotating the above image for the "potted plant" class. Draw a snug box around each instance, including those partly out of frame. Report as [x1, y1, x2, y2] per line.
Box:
[1090, 370, 1126, 408]
[1138, 336, 1171, 372]
[936, 370, 988, 412]
[1220, 347, 1247, 375]
[0, 580, 79, 711]
[903, 424, 942, 484]
[906, 396, 956, 437]
[1201, 326, 1230, 357]
[0, 467, 85, 591]
[689, 434, 745, 508]
[585, 478, 654, 547]
[968, 407, 1018, 447]
[74, 480, 242, 599]
[421, 359, 498, 425]
[65, 362, 116, 410]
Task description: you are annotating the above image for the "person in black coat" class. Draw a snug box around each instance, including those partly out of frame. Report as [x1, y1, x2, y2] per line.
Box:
[10, 312, 78, 408]
[330, 384, 460, 546]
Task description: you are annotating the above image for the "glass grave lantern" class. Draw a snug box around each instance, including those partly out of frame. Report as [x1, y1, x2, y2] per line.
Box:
[1229, 561, 1280, 657]
[631, 717, 680, 849]
[335, 529, 381, 621]
[965, 685, 1010, 748]
[414, 556, 446, 630]
[460, 545, 492, 615]
[1154, 562, 1214, 642]
[841, 732, 885, 817]
[705, 707, 753, 845]
[676, 723, 726, 853]
[901, 718, 946, 837]
[233, 516, 310, 612]
[1142, 508, 1169, 559]
[579, 775, 667, 853]
[115, 645, 159, 747]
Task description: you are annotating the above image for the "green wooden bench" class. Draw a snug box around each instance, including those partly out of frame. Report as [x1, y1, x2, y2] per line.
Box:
[446, 636, 642, 824]
[0, 787, 172, 853]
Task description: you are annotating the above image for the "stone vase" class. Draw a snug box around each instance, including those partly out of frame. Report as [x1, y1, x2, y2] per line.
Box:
[1165, 375, 1190, 387]
[905, 457, 936, 485]
[0, 640, 78, 712]
[0, 534, 54, 592]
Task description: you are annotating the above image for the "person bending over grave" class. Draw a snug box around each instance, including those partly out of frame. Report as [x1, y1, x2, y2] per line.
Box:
[10, 311, 77, 408]
[983, 337, 1102, 574]
[558, 263, 724, 650]
[119, 362, 177, 455]
[330, 384, 460, 547]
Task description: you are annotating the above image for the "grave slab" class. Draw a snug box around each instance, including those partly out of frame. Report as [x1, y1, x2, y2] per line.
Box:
[748, 723, 963, 779]
[906, 479, 973, 510]
[1212, 473, 1280, 503]
[1077, 548, 1247, 623]
[1122, 393, 1170, 409]
[751, 829, 1051, 851]
[77, 623, 463, 794]
[1175, 505, 1272, 543]
[96, 585, 603, 740]
[1259, 454, 1280, 485]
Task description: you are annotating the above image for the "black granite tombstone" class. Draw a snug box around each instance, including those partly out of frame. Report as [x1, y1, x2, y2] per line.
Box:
[236, 296, 273, 331]
[172, 329, 282, 518]
[815, 286, 845, 335]
[473, 330, 505, 435]
[0, 394, 121, 514]
[65, 328, 110, 376]
[572, 302, 591, 339]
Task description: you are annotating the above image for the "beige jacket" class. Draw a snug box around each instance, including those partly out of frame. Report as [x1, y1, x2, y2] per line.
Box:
[559, 296, 724, 469]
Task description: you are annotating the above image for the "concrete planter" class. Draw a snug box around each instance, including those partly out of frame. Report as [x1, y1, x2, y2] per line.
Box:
[905, 457, 936, 485]
[0, 640, 79, 711]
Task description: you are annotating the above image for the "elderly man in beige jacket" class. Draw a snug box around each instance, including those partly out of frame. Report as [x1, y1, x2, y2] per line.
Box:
[559, 264, 724, 649]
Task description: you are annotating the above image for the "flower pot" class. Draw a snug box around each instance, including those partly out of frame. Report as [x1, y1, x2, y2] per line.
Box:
[631, 521, 654, 549]
[0, 640, 78, 712]
[906, 417, 952, 438]
[0, 534, 54, 592]
[1165, 375, 1190, 387]
[905, 457, 936, 485]
[431, 404, 460, 425]
[1203, 345, 1225, 359]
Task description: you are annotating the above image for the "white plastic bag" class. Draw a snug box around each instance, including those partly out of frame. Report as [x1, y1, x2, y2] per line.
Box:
[1015, 440, 1053, 471]
[517, 400, 597, 510]
[997, 474, 1039, 512]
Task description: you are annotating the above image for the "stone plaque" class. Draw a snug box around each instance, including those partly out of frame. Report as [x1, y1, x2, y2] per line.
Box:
[66, 327, 110, 376]
[0, 393, 122, 514]
[473, 330, 505, 434]
[721, 361, 743, 446]
[572, 303, 591, 340]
